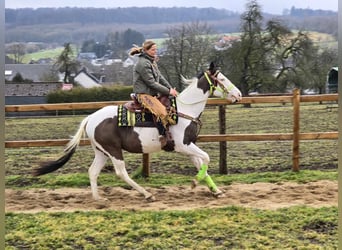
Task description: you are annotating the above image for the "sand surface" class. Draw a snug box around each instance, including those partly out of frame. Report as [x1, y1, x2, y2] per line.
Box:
[5, 180, 337, 213]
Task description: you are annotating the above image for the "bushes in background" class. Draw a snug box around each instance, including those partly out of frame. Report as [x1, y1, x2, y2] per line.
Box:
[46, 85, 133, 103]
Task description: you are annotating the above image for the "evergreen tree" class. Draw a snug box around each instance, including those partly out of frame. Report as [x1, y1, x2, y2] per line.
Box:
[54, 43, 80, 83]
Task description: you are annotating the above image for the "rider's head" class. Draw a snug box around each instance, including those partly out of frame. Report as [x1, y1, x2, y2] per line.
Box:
[142, 40, 157, 58]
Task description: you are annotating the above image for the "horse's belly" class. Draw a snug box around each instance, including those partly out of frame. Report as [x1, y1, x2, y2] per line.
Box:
[135, 127, 162, 153]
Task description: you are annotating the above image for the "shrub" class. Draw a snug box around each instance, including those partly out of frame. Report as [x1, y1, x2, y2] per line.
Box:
[46, 85, 133, 103]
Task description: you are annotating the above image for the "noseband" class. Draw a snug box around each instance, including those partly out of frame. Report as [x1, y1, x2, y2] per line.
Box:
[204, 70, 229, 97]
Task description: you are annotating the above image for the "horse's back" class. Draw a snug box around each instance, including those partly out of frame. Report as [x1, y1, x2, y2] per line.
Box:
[86, 105, 118, 138]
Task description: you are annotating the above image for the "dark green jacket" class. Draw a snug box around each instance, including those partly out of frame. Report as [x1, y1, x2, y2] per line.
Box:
[133, 53, 172, 96]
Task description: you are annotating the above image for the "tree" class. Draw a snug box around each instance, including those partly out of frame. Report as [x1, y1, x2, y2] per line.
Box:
[54, 43, 80, 83]
[216, 0, 329, 96]
[237, 0, 265, 96]
[158, 22, 215, 90]
[11, 73, 33, 83]
[6, 43, 26, 64]
[122, 29, 145, 50]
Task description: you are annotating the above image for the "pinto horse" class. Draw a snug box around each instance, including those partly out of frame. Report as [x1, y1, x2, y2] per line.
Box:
[33, 63, 242, 201]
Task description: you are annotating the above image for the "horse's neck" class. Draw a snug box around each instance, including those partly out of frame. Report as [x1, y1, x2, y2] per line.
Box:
[176, 82, 209, 117]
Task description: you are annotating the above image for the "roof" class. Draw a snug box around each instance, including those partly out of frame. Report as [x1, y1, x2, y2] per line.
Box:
[74, 68, 101, 88]
[5, 82, 61, 96]
[5, 64, 55, 82]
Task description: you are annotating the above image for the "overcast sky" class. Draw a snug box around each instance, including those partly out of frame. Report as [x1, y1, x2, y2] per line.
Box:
[5, 0, 338, 15]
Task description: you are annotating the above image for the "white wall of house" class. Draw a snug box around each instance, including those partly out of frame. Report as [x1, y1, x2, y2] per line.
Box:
[74, 72, 101, 88]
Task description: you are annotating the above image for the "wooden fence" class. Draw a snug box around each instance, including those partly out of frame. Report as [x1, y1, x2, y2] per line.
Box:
[5, 89, 338, 175]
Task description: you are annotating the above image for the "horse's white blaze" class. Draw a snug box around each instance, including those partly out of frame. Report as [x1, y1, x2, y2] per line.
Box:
[214, 72, 242, 103]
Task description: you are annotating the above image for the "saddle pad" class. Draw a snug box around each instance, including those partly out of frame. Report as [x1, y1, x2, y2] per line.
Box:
[118, 105, 154, 127]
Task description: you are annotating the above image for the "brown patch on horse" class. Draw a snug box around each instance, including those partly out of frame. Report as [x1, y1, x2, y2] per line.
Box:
[197, 76, 211, 94]
[183, 121, 199, 145]
[94, 117, 143, 159]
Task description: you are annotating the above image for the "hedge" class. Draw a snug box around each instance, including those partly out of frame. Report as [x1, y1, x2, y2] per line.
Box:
[46, 85, 133, 103]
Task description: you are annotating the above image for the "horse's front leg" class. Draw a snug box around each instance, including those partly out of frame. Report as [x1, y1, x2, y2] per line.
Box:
[111, 157, 155, 201]
[187, 146, 224, 197]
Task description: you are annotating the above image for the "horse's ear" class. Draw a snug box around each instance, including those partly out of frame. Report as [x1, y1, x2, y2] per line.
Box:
[209, 62, 215, 71]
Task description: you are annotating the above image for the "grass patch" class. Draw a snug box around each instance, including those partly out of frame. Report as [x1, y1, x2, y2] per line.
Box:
[5, 170, 337, 189]
[5, 206, 337, 249]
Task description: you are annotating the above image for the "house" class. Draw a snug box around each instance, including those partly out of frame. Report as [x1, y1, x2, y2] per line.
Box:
[77, 52, 97, 61]
[5, 64, 55, 82]
[74, 67, 102, 88]
[5, 82, 61, 116]
[214, 35, 240, 50]
[123, 56, 138, 67]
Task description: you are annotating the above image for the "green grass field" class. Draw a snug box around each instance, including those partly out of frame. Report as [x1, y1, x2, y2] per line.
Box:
[6, 206, 337, 249]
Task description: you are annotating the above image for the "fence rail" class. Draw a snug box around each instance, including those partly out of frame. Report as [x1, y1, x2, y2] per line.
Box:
[5, 90, 338, 175]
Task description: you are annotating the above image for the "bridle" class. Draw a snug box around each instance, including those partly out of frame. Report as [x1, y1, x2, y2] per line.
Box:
[204, 70, 230, 98]
[177, 69, 230, 136]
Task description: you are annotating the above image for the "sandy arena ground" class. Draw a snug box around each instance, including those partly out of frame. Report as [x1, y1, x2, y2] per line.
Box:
[5, 180, 337, 213]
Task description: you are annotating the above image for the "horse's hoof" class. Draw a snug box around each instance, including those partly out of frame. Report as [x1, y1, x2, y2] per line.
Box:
[146, 194, 156, 202]
[191, 179, 198, 189]
[212, 190, 225, 198]
[93, 196, 109, 202]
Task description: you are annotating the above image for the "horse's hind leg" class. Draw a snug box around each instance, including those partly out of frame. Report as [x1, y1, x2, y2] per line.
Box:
[89, 151, 108, 200]
[110, 156, 155, 201]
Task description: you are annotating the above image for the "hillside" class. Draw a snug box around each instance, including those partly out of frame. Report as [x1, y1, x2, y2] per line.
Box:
[5, 7, 338, 44]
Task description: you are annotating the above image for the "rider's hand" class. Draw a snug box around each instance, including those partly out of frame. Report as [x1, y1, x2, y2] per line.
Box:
[169, 88, 178, 97]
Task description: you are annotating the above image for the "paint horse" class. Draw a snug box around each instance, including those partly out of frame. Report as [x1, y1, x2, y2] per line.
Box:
[33, 63, 242, 201]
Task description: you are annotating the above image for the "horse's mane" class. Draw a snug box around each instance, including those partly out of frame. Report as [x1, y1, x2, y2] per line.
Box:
[180, 75, 198, 86]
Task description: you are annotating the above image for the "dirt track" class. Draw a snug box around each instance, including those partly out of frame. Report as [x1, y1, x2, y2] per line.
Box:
[5, 180, 337, 213]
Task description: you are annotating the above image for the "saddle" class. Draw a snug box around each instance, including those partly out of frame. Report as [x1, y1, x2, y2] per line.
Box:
[124, 94, 172, 113]
[118, 94, 178, 127]
[119, 94, 178, 151]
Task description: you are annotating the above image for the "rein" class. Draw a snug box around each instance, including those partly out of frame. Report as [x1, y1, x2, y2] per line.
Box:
[177, 112, 202, 136]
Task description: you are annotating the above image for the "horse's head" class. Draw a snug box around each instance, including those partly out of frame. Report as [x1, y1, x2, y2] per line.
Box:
[205, 62, 242, 103]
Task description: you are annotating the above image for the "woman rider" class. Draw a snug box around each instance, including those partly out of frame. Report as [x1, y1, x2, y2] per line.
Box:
[129, 40, 178, 150]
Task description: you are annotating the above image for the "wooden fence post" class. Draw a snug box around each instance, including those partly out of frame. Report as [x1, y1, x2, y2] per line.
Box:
[292, 88, 300, 172]
[219, 105, 228, 174]
[142, 153, 150, 177]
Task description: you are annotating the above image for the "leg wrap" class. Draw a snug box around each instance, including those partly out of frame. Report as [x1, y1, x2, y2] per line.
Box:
[196, 164, 208, 181]
[204, 175, 218, 192]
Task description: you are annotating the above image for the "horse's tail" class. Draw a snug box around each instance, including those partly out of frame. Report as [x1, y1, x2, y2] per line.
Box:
[32, 116, 89, 176]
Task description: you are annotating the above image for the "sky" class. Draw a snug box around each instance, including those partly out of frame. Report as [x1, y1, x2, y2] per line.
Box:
[5, 0, 338, 15]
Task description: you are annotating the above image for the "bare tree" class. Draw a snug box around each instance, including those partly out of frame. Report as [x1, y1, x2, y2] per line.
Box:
[158, 22, 215, 90]
[6, 43, 26, 64]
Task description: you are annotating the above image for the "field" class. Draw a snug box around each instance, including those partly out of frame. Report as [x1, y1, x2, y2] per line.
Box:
[5, 103, 338, 249]
[16, 31, 337, 64]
